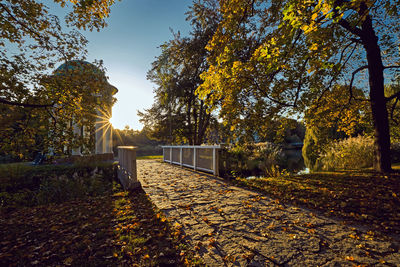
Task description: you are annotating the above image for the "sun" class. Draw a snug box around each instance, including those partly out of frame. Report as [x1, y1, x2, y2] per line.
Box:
[109, 114, 117, 129]
[94, 107, 124, 145]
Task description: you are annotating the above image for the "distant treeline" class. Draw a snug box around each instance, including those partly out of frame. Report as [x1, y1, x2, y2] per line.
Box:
[112, 126, 164, 157]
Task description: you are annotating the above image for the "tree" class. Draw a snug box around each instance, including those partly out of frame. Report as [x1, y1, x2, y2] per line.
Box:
[139, 0, 220, 145]
[0, 0, 118, 159]
[385, 80, 400, 143]
[198, 0, 400, 172]
[45, 60, 116, 155]
[1, 0, 117, 107]
[306, 85, 372, 136]
[0, 60, 114, 159]
[302, 84, 372, 169]
[112, 126, 163, 156]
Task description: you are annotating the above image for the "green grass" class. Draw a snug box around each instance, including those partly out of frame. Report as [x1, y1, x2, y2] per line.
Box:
[392, 162, 400, 170]
[233, 170, 400, 238]
[137, 155, 163, 160]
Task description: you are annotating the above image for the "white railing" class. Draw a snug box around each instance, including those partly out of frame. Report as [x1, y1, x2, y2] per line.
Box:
[117, 146, 140, 190]
[162, 145, 220, 176]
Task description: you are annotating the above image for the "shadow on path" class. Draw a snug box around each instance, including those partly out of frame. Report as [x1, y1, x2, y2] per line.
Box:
[0, 183, 183, 266]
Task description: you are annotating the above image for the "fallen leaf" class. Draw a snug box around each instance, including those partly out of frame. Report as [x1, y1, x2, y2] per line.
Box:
[63, 257, 73, 266]
[345, 256, 354, 261]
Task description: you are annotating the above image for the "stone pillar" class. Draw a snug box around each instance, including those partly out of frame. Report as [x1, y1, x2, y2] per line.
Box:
[117, 146, 140, 190]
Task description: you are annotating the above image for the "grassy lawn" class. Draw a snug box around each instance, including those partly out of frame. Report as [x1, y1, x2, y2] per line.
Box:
[234, 170, 400, 238]
[392, 162, 400, 170]
[0, 172, 202, 266]
[137, 155, 163, 160]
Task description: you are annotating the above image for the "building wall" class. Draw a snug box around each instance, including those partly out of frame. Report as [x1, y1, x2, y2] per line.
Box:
[94, 106, 113, 155]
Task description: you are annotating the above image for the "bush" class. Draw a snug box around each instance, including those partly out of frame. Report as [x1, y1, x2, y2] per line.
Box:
[391, 143, 400, 163]
[0, 162, 117, 208]
[219, 142, 286, 178]
[302, 127, 320, 170]
[302, 126, 346, 171]
[35, 173, 112, 205]
[318, 136, 374, 171]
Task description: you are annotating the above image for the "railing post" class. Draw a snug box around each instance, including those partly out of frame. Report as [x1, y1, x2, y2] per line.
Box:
[180, 147, 183, 166]
[162, 145, 220, 175]
[212, 148, 216, 175]
[163, 147, 165, 162]
[193, 146, 197, 170]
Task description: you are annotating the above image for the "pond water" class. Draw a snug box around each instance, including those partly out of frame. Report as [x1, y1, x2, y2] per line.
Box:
[296, 167, 310, 175]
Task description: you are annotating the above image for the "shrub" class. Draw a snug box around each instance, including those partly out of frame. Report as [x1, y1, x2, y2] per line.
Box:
[0, 162, 117, 208]
[302, 126, 345, 171]
[302, 127, 320, 170]
[219, 142, 286, 178]
[35, 173, 112, 205]
[391, 143, 400, 163]
[318, 135, 374, 171]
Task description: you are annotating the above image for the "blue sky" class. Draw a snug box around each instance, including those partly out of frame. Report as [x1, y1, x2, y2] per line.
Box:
[51, 0, 192, 130]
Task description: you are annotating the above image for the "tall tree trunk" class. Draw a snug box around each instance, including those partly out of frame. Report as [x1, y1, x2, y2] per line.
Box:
[360, 12, 392, 172]
[197, 100, 210, 144]
[193, 102, 199, 145]
[187, 92, 193, 145]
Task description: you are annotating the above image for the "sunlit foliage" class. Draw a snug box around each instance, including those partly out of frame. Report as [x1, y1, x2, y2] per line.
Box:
[139, 0, 220, 145]
[0, 0, 118, 159]
[197, 0, 400, 172]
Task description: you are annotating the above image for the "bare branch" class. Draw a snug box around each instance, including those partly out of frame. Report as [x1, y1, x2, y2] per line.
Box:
[317, 41, 358, 103]
[294, 57, 310, 107]
[386, 91, 400, 102]
[333, 0, 376, 38]
[348, 65, 368, 101]
[46, 106, 58, 128]
[252, 78, 296, 108]
[337, 18, 363, 37]
[390, 97, 399, 125]
[0, 98, 54, 108]
[0, 3, 44, 43]
[383, 65, 400, 70]
[238, 0, 256, 26]
[0, 2, 69, 61]
[384, 66, 400, 102]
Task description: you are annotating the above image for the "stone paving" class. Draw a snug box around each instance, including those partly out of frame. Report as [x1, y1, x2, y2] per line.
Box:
[137, 160, 400, 266]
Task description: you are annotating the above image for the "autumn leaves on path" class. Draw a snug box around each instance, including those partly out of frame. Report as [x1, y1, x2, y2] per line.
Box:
[138, 160, 400, 266]
[0, 183, 193, 266]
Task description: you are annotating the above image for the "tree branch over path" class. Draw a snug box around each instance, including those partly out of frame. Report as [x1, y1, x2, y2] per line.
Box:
[379, 66, 400, 102]
[0, 2, 63, 54]
[0, 98, 54, 108]
[317, 41, 358, 104]
[347, 65, 369, 101]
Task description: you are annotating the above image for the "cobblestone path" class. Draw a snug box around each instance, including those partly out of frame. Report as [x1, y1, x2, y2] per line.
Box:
[137, 160, 400, 266]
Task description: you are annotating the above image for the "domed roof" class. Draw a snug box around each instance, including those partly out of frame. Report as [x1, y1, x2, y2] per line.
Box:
[54, 60, 103, 75]
[54, 60, 118, 95]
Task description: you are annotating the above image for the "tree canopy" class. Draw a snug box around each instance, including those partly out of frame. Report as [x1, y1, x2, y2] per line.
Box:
[197, 0, 400, 172]
[1, 0, 117, 107]
[0, 0, 118, 160]
[139, 0, 220, 145]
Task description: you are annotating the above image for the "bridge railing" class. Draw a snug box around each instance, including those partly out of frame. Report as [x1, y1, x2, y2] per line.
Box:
[117, 146, 140, 190]
[162, 145, 221, 176]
